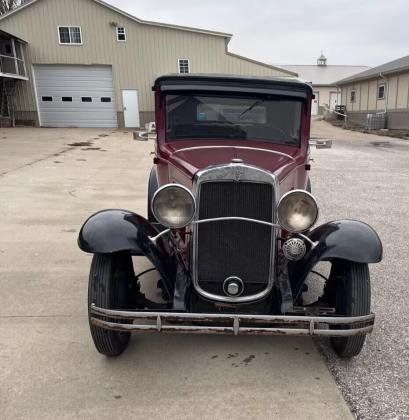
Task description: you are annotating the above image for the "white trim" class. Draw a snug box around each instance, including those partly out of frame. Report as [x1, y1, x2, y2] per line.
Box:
[31, 65, 41, 126]
[178, 58, 190, 74]
[116, 26, 126, 42]
[57, 26, 83, 45]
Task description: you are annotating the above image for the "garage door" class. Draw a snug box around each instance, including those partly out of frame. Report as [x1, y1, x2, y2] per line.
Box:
[34, 65, 117, 128]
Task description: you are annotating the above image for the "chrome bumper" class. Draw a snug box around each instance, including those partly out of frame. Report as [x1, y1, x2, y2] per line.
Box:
[90, 305, 375, 337]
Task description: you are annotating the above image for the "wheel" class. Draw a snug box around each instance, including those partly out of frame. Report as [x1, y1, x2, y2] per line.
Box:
[306, 178, 312, 193]
[88, 252, 134, 357]
[147, 166, 158, 222]
[325, 260, 371, 358]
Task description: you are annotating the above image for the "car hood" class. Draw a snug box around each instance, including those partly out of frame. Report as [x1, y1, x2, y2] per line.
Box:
[165, 144, 299, 180]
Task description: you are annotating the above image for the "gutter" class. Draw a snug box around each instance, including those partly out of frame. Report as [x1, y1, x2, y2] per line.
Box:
[378, 72, 388, 114]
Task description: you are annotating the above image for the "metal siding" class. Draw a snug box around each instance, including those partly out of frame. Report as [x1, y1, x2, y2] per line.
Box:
[360, 82, 369, 111]
[0, 0, 291, 120]
[396, 73, 409, 109]
[34, 65, 116, 127]
[387, 75, 398, 110]
[368, 80, 377, 110]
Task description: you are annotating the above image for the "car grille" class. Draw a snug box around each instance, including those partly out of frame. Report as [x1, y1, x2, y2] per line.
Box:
[196, 181, 273, 296]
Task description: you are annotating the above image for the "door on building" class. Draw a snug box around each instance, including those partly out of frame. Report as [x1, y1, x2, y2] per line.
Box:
[329, 91, 339, 110]
[311, 92, 319, 115]
[122, 90, 140, 128]
[34, 65, 117, 128]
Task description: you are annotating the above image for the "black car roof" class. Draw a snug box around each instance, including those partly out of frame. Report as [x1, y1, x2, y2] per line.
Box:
[154, 73, 313, 98]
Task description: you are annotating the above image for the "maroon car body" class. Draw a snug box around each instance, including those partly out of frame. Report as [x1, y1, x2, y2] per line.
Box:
[79, 74, 382, 358]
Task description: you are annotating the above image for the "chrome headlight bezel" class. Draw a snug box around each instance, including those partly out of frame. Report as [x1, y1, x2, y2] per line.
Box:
[151, 183, 196, 229]
[277, 189, 319, 233]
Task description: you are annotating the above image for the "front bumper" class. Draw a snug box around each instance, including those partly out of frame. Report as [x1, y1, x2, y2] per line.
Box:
[90, 305, 375, 337]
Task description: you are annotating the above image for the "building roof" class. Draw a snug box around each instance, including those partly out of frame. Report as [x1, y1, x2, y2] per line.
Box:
[0, 0, 233, 39]
[278, 64, 370, 86]
[0, 28, 26, 43]
[336, 55, 409, 85]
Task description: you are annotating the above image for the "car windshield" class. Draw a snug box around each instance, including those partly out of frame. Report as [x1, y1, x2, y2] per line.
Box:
[165, 93, 302, 145]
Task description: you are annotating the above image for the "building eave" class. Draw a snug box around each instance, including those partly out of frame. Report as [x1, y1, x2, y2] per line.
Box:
[227, 52, 298, 76]
[337, 65, 409, 85]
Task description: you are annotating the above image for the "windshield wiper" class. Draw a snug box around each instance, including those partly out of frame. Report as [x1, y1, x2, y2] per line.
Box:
[238, 99, 264, 119]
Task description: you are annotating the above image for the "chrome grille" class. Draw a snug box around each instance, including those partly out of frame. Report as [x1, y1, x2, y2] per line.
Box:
[196, 181, 273, 295]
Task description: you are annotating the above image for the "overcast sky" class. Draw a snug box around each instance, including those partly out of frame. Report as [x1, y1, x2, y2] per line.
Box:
[106, 0, 409, 67]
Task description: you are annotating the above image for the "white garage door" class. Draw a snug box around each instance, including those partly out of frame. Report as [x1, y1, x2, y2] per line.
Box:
[34, 65, 117, 128]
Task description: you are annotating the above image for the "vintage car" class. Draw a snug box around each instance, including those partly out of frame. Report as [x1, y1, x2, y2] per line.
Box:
[78, 74, 382, 358]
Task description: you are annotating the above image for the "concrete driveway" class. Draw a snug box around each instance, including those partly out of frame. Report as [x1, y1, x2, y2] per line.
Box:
[0, 127, 352, 419]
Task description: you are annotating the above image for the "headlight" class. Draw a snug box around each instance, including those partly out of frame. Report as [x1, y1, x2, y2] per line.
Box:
[277, 190, 318, 233]
[152, 184, 196, 228]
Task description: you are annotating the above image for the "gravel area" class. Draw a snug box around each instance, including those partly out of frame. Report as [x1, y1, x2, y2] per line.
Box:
[310, 119, 409, 420]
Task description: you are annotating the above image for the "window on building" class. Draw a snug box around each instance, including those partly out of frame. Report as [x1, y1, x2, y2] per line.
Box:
[378, 84, 385, 100]
[116, 27, 126, 41]
[82, 97, 92, 102]
[5, 44, 12, 55]
[62, 97, 73, 102]
[350, 90, 356, 103]
[58, 26, 82, 45]
[178, 59, 190, 74]
[42, 96, 53, 102]
[101, 97, 112, 102]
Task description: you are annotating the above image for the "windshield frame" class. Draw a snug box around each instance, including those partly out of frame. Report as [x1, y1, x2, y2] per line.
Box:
[163, 91, 304, 147]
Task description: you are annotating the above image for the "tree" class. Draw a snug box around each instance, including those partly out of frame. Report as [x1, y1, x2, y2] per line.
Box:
[0, 0, 28, 16]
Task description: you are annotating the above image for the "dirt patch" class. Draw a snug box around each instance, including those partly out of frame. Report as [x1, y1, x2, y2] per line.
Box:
[370, 141, 393, 148]
[242, 355, 255, 365]
[67, 141, 93, 147]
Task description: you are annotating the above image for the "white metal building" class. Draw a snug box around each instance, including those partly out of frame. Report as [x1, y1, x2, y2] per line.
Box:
[0, 0, 295, 128]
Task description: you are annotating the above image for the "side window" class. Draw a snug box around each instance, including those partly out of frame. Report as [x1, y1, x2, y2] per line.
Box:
[82, 97, 92, 102]
[58, 26, 82, 45]
[62, 97, 73, 102]
[116, 27, 126, 42]
[378, 84, 385, 100]
[178, 59, 190, 74]
[42, 96, 53, 102]
[350, 90, 356, 103]
[101, 97, 111, 103]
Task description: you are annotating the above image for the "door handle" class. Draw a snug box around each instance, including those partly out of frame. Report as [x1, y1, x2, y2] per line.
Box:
[123, 107, 127, 111]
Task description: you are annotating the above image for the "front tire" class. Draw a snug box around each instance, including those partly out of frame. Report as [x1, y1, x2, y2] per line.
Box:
[88, 252, 134, 357]
[326, 260, 371, 358]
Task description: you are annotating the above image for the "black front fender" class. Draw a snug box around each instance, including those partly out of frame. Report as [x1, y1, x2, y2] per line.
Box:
[78, 209, 176, 292]
[289, 219, 382, 297]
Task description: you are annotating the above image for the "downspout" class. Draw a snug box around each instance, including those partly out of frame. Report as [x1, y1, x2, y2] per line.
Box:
[379, 72, 388, 114]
